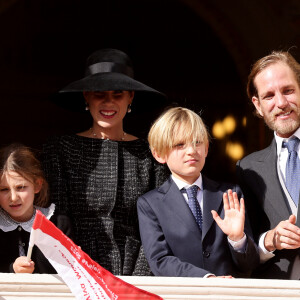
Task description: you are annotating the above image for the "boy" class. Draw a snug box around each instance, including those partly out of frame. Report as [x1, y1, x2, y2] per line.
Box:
[137, 107, 259, 278]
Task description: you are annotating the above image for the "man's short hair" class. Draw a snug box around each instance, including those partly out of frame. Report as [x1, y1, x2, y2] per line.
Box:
[247, 51, 300, 100]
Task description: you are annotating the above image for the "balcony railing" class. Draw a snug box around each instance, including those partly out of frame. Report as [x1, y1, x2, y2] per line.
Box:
[0, 273, 300, 299]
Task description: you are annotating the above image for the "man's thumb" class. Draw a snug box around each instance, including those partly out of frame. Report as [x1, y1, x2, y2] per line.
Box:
[289, 214, 296, 224]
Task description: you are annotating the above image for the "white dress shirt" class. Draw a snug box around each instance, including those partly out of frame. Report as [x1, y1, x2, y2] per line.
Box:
[171, 174, 247, 249]
[258, 127, 300, 262]
[171, 174, 247, 277]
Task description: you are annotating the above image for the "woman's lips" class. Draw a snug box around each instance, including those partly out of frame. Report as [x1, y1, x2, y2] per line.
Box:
[100, 110, 116, 119]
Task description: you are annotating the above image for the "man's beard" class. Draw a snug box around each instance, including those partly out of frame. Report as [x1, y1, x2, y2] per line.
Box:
[263, 108, 300, 137]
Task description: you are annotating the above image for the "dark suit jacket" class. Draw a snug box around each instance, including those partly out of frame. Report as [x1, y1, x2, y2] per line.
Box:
[137, 175, 259, 278]
[236, 138, 300, 279]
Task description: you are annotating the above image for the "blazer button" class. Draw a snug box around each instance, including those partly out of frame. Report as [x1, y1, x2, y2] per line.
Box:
[203, 251, 210, 258]
[18, 226, 22, 231]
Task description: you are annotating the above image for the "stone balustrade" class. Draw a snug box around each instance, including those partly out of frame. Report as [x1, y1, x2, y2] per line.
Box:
[0, 273, 300, 299]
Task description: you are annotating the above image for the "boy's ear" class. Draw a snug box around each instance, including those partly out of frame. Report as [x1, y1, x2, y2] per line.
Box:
[34, 178, 43, 194]
[152, 150, 167, 164]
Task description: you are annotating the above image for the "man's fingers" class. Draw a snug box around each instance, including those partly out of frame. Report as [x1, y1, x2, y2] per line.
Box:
[278, 221, 300, 237]
[273, 221, 300, 250]
[289, 214, 297, 225]
[279, 242, 300, 249]
[276, 233, 300, 245]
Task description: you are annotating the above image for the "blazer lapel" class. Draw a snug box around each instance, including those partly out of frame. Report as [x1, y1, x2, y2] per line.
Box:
[201, 176, 223, 240]
[159, 177, 202, 235]
[252, 139, 291, 220]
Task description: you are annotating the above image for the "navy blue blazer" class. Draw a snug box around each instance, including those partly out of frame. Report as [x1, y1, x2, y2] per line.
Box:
[237, 138, 300, 279]
[137, 175, 259, 278]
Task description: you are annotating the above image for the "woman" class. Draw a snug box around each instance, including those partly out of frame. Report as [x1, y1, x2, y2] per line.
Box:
[42, 49, 169, 276]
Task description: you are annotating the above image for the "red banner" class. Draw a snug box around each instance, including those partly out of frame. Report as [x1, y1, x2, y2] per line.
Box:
[30, 210, 163, 300]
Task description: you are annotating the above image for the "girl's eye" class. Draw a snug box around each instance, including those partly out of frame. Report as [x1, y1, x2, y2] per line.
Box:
[0, 188, 9, 192]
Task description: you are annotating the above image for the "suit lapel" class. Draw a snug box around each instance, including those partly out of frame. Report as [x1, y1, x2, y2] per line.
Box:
[159, 177, 202, 235]
[201, 176, 223, 240]
[252, 139, 291, 220]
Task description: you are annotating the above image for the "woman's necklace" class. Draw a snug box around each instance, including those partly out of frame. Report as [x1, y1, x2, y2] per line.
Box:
[90, 128, 127, 141]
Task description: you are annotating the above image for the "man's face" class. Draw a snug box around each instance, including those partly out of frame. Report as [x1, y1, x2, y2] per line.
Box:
[252, 62, 300, 138]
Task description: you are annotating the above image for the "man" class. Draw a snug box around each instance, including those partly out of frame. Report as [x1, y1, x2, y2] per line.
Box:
[236, 51, 300, 279]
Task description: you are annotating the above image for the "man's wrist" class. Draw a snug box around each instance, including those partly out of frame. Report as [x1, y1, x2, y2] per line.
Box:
[264, 229, 276, 252]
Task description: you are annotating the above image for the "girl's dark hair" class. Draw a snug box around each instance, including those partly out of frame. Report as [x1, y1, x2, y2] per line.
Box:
[0, 143, 48, 207]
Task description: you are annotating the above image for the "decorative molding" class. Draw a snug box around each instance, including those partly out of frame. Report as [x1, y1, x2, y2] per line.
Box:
[1, 273, 300, 299]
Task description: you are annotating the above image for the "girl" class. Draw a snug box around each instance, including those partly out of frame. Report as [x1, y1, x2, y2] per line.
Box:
[0, 143, 72, 273]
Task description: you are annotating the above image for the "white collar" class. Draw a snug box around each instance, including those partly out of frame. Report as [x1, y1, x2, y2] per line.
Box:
[0, 203, 55, 233]
[171, 173, 203, 191]
[274, 127, 300, 156]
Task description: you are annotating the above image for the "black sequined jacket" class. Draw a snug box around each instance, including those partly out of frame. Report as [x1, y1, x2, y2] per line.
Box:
[42, 135, 169, 275]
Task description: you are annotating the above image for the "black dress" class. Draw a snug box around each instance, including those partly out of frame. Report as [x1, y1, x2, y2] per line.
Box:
[0, 204, 73, 273]
[42, 135, 169, 275]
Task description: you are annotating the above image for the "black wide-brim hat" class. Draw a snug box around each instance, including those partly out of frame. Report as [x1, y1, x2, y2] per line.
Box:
[52, 49, 167, 112]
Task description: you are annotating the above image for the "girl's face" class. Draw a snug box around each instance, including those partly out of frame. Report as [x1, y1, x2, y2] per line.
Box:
[0, 171, 42, 222]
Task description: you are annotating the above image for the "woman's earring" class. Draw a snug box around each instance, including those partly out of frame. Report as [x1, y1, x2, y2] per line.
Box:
[127, 104, 132, 113]
[85, 103, 89, 111]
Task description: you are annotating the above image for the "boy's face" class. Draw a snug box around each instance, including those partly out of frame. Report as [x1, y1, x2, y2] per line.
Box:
[155, 140, 208, 185]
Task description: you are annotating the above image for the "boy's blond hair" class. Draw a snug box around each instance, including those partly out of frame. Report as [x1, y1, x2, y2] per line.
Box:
[148, 107, 210, 158]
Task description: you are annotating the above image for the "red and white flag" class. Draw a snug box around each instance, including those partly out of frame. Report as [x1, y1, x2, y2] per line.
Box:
[29, 210, 163, 300]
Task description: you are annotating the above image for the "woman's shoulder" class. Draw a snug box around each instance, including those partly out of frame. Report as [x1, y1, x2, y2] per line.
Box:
[46, 205, 73, 238]
[43, 133, 151, 160]
[121, 138, 152, 155]
[44, 134, 81, 145]
[43, 134, 97, 153]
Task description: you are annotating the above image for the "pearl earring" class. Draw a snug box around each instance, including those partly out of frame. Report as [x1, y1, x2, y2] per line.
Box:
[85, 103, 89, 111]
[127, 104, 132, 113]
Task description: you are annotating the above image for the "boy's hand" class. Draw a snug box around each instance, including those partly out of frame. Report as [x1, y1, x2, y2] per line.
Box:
[13, 256, 35, 273]
[211, 189, 245, 242]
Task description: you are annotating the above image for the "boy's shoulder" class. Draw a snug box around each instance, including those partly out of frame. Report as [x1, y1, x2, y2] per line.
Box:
[138, 176, 174, 201]
[202, 175, 242, 195]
